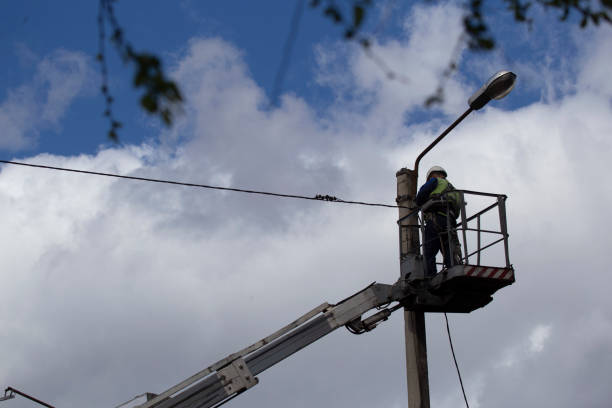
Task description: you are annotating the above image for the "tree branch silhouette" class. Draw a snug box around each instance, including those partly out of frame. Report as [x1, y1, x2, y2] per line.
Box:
[97, 0, 611, 140]
[97, 0, 183, 142]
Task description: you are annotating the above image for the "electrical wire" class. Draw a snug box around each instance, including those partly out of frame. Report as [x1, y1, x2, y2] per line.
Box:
[0, 160, 408, 209]
[444, 313, 470, 408]
[270, 0, 305, 107]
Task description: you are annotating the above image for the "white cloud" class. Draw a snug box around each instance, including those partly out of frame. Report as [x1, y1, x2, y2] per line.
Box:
[315, 2, 469, 124]
[0, 49, 94, 151]
[529, 324, 552, 353]
[576, 26, 612, 96]
[494, 323, 552, 368]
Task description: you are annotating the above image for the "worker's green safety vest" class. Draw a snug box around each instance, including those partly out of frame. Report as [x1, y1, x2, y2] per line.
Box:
[428, 178, 461, 218]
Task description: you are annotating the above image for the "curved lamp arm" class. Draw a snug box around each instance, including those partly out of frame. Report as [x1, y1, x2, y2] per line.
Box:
[413, 70, 517, 175]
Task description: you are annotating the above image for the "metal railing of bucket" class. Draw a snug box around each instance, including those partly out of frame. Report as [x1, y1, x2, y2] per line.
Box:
[397, 190, 511, 270]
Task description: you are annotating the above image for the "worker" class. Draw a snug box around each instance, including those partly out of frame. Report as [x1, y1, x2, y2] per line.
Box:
[416, 165, 462, 277]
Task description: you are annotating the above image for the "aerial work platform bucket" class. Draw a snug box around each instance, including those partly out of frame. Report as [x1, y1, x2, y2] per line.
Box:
[427, 263, 514, 312]
[397, 189, 515, 313]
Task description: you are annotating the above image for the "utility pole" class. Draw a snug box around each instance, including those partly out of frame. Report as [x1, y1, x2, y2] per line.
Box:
[396, 70, 517, 408]
[397, 168, 429, 408]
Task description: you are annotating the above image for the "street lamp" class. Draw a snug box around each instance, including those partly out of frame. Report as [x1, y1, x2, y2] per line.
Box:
[468, 70, 517, 110]
[414, 70, 516, 175]
[397, 70, 516, 408]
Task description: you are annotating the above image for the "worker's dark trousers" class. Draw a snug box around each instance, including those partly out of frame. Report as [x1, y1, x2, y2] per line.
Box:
[423, 213, 461, 276]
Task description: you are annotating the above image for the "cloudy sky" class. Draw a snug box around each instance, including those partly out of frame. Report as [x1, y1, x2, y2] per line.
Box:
[1, 1, 611, 408]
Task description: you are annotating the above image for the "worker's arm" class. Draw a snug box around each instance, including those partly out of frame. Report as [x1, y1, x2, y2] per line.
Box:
[415, 178, 437, 206]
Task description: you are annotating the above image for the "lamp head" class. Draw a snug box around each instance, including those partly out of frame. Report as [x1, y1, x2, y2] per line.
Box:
[468, 71, 517, 110]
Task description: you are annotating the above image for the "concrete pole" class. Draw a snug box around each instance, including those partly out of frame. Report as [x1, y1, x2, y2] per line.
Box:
[396, 168, 430, 408]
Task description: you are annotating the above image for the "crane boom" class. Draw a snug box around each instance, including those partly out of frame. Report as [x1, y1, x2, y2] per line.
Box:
[136, 282, 404, 408]
[120, 189, 515, 408]
[132, 256, 514, 408]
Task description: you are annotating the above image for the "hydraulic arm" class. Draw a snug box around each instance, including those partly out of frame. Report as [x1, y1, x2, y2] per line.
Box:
[136, 281, 408, 408]
[132, 188, 516, 408]
[132, 254, 513, 408]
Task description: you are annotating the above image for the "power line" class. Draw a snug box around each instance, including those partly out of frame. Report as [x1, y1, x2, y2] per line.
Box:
[270, 0, 305, 107]
[0, 160, 407, 209]
[444, 313, 470, 408]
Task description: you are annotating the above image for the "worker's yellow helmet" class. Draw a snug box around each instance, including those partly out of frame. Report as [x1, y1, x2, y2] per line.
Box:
[426, 166, 447, 179]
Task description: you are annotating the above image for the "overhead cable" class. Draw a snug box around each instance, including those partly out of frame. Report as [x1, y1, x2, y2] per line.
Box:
[0, 160, 407, 209]
[270, 0, 305, 107]
[444, 313, 470, 408]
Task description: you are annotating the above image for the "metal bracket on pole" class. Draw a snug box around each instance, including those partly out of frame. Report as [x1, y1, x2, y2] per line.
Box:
[400, 254, 426, 281]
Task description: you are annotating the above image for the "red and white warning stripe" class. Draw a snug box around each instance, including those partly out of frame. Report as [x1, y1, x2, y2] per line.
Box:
[465, 265, 514, 279]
